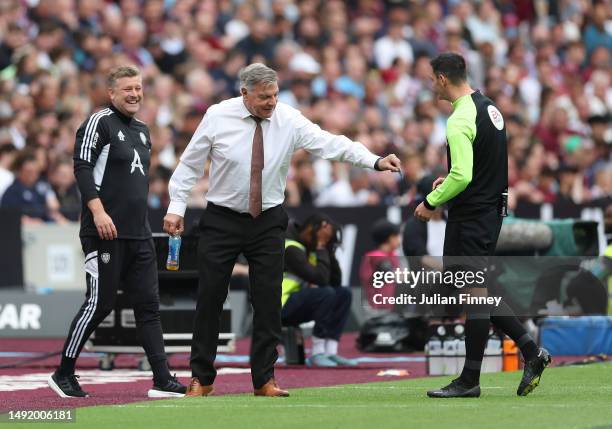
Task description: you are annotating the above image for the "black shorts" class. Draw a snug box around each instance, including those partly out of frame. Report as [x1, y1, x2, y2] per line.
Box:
[442, 208, 503, 288]
[443, 208, 503, 257]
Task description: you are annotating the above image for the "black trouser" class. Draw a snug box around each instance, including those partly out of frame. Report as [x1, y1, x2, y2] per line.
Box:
[61, 237, 168, 379]
[281, 286, 352, 341]
[191, 202, 288, 389]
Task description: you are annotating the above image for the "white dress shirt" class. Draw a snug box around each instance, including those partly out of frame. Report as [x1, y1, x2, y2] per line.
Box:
[167, 97, 380, 216]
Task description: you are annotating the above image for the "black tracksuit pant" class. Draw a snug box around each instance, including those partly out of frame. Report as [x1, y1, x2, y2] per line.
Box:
[191, 202, 288, 389]
[60, 237, 169, 381]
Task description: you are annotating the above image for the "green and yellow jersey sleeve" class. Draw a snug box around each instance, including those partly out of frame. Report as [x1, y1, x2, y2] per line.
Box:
[425, 94, 477, 209]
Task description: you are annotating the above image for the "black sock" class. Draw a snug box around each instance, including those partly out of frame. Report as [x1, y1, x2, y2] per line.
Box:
[516, 333, 539, 361]
[490, 301, 538, 361]
[58, 356, 76, 376]
[459, 315, 490, 387]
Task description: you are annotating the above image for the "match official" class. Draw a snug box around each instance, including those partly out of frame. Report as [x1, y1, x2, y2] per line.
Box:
[414, 53, 551, 398]
[48, 66, 186, 399]
[163, 63, 401, 397]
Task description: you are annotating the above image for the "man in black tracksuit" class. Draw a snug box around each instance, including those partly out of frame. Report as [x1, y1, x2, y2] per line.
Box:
[48, 66, 185, 398]
[414, 53, 551, 398]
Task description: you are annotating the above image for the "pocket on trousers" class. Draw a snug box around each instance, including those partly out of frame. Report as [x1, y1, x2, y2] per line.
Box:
[84, 251, 99, 279]
[80, 237, 100, 279]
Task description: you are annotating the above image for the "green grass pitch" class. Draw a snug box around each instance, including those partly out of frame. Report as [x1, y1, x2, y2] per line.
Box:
[16, 363, 612, 429]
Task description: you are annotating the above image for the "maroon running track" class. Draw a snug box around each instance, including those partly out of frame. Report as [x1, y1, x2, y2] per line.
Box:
[0, 332, 590, 413]
[0, 333, 427, 412]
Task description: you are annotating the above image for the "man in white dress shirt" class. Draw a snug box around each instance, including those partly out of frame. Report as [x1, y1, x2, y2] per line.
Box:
[163, 63, 401, 397]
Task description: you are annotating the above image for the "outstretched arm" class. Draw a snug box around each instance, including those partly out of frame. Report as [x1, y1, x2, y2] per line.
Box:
[293, 112, 400, 172]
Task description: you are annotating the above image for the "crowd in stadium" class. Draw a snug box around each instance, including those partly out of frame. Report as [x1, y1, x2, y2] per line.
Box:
[0, 0, 610, 223]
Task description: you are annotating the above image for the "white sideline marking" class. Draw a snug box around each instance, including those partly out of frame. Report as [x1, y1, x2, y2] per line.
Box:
[0, 368, 250, 392]
[116, 403, 482, 409]
[321, 385, 504, 390]
[118, 402, 606, 410]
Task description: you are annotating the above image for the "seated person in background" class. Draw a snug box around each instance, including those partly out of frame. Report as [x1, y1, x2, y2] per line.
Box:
[359, 219, 401, 313]
[402, 174, 462, 319]
[281, 213, 357, 367]
[0, 149, 67, 224]
[403, 174, 450, 317]
[402, 174, 446, 266]
[48, 157, 81, 220]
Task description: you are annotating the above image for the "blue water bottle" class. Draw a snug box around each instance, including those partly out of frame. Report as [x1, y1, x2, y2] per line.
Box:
[166, 234, 181, 271]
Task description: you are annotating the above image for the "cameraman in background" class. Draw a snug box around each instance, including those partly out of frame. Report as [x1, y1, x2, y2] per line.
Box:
[281, 213, 357, 367]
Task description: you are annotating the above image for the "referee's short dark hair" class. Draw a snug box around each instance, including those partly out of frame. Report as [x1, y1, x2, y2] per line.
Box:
[430, 53, 467, 84]
[107, 65, 141, 88]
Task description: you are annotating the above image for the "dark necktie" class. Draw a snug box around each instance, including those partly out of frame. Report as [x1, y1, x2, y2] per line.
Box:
[249, 115, 264, 218]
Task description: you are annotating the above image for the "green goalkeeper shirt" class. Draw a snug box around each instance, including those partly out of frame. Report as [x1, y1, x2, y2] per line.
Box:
[425, 90, 508, 221]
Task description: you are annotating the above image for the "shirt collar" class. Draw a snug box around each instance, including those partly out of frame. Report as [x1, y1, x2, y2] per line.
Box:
[110, 103, 134, 124]
[240, 99, 272, 122]
[451, 90, 477, 109]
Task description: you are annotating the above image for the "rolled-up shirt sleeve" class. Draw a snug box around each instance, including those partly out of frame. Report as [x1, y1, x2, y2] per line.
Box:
[167, 110, 214, 217]
[292, 112, 379, 169]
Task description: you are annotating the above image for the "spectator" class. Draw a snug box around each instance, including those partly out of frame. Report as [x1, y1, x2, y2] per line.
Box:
[316, 166, 379, 207]
[235, 16, 276, 63]
[0, 23, 28, 71]
[209, 49, 246, 99]
[286, 153, 317, 207]
[48, 157, 80, 220]
[373, 20, 413, 70]
[0, 143, 17, 201]
[1, 149, 66, 223]
[402, 175, 446, 262]
[359, 218, 401, 312]
[0, 0, 608, 224]
[583, 0, 612, 60]
[148, 166, 172, 210]
[115, 17, 155, 68]
[557, 163, 587, 205]
[409, 15, 438, 58]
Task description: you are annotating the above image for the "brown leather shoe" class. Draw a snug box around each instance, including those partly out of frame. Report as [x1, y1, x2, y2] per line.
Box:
[254, 379, 290, 397]
[185, 377, 214, 397]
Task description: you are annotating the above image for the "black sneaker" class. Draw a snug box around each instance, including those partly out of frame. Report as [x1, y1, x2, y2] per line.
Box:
[148, 374, 187, 398]
[517, 348, 552, 396]
[48, 371, 89, 398]
[427, 379, 481, 398]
